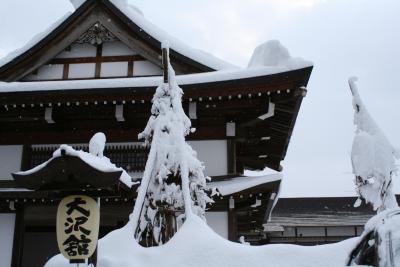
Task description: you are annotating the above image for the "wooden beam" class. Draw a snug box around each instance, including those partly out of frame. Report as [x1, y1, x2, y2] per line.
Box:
[49, 55, 145, 65]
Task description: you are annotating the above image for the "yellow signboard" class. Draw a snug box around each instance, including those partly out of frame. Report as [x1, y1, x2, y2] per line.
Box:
[56, 195, 99, 263]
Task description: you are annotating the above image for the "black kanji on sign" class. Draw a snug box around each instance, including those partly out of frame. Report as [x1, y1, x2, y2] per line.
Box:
[63, 234, 92, 256]
[64, 216, 91, 235]
[66, 197, 90, 217]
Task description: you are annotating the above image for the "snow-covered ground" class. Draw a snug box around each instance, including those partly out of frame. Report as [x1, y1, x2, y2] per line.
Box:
[45, 215, 360, 267]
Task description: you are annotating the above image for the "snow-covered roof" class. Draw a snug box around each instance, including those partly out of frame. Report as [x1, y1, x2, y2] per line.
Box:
[0, 0, 235, 71]
[15, 144, 134, 188]
[208, 174, 282, 196]
[0, 65, 312, 93]
[108, 0, 236, 71]
[248, 40, 312, 70]
[0, 13, 73, 69]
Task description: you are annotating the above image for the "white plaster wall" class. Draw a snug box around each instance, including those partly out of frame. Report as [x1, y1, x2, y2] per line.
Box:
[297, 227, 325, 237]
[24, 64, 64, 81]
[102, 41, 136, 56]
[327, 226, 356, 237]
[188, 140, 227, 177]
[0, 213, 15, 267]
[205, 211, 228, 239]
[68, 63, 95, 79]
[56, 43, 96, 58]
[134, 61, 162, 76]
[0, 145, 22, 180]
[101, 62, 128, 77]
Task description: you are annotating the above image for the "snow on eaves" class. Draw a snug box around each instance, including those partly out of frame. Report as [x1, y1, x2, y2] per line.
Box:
[208, 174, 282, 196]
[0, 12, 73, 68]
[0, 63, 312, 93]
[109, 0, 236, 71]
[15, 144, 134, 188]
[0, 0, 235, 71]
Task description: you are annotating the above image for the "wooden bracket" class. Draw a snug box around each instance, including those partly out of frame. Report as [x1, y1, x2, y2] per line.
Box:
[45, 107, 55, 124]
[115, 104, 125, 122]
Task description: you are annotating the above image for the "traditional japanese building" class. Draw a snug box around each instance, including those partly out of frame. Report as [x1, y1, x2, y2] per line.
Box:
[264, 196, 400, 245]
[0, 1, 312, 266]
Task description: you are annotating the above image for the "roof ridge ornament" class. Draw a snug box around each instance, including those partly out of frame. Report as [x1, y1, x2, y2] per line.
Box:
[75, 22, 117, 46]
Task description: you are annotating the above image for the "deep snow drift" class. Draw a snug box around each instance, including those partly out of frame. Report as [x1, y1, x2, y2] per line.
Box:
[45, 215, 359, 267]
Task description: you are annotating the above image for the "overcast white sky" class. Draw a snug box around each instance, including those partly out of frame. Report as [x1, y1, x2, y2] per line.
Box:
[0, 0, 399, 197]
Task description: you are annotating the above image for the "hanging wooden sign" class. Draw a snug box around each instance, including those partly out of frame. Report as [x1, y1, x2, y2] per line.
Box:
[56, 195, 100, 263]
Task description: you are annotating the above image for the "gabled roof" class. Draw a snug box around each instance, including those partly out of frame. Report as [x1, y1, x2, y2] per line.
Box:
[0, 0, 236, 82]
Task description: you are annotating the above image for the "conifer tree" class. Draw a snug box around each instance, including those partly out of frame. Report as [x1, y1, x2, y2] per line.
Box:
[349, 77, 399, 212]
[130, 42, 212, 245]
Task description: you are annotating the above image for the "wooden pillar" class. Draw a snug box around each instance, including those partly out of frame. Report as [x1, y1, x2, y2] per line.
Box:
[20, 145, 32, 171]
[162, 47, 169, 83]
[228, 197, 237, 241]
[227, 139, 236, 175]
[11, 206, 25, 267]
[95, 44, 103, 78]
[127, 60, 134, 77]
[62, 63, 69, 79]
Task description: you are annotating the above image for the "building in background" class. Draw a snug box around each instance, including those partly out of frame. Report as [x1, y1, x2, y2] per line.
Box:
[265, 196, 400, 245]
[0, 1, 312, 266]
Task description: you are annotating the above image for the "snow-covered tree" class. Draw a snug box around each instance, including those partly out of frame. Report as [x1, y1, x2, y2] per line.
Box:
[130, 42, 212, 246]
[349, 77, 399, 212]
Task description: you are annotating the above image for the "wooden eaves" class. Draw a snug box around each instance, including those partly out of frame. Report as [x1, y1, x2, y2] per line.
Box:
[0, 66, 312, 171]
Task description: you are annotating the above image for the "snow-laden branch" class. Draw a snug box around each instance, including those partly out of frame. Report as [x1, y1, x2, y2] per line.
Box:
[349, 77, 399, 212]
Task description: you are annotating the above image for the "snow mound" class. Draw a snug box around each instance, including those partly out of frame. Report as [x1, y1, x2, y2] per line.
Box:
[44, 215, 358, 267]
[248, 40, 312, 70]
[89, 132, 106, 157]
[16, 144, 134, 188]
